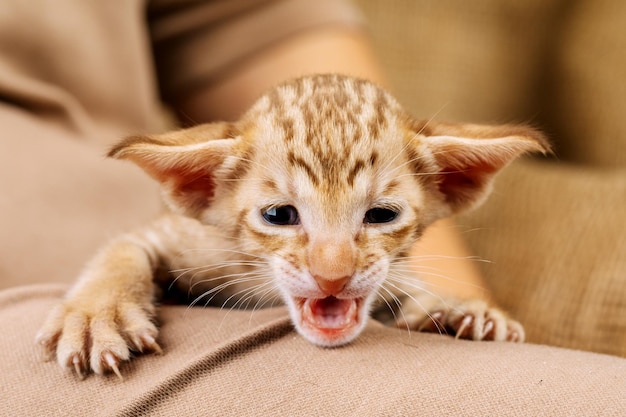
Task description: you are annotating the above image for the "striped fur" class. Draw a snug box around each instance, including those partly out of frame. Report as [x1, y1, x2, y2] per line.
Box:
[37, 75, 549, 378]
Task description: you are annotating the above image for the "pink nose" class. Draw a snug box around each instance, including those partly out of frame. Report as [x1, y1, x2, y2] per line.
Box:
[314, 275, 350, 296]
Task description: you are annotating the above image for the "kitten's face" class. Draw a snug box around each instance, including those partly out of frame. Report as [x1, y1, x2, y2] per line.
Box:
[111, 74, 548, 347]
[226, 77, 436, 345]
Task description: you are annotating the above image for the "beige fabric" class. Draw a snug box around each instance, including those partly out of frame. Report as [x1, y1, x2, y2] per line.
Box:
[356, 0, 565, 123]
[0, 1, 163, 139]
[0, 105, 162, 288]
[541, 0, 626, 167]
[0, 0, 363, 139]
[461, 161, 626, 356]
[2, 285, 625, 416]
[150, 0, 365, 100]
[358, 0, 626, 357]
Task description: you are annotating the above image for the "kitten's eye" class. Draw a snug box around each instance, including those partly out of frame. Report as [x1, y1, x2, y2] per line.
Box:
[364, 207, 398, 224]
[262, 205, 300, 226]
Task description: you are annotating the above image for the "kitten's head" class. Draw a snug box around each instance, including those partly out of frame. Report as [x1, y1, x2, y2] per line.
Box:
[110, 74, 549, 347]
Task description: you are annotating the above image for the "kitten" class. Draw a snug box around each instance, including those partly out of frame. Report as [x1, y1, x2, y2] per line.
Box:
[36, 74, 549, 379]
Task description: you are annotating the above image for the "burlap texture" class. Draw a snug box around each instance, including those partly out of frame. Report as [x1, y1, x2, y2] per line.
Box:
[2, 285, 625, 417]
[461, 161, 626, 355]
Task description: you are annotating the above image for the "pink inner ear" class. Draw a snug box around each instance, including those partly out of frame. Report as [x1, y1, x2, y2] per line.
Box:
[438, 162, 493, 206]
[419, 124, 549, 214]
[168, 168, 216, 215]
[433, 145, 509, 212]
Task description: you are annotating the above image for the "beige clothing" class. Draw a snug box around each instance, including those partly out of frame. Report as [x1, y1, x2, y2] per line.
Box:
[2, 285, 625, 416]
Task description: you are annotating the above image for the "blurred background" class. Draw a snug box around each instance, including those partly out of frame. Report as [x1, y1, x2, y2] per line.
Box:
[355, 0, 626, 356]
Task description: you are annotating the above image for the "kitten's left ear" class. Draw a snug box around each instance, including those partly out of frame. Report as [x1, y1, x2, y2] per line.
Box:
[415, 122, 552, 215]
[108, 122, 241, 217]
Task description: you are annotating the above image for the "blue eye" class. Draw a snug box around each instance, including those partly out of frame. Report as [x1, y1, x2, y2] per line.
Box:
[262, 205, 300, 226]
[364, 208, 398, 224]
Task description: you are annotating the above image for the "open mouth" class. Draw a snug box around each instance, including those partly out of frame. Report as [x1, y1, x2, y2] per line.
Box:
[294, 296, 362, 345]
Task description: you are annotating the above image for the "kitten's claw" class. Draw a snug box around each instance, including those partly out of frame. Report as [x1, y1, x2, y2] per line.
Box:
[72, 354, 86, 380]
[505, 320, 525, 343]
[454, 315, 474, 340]
[397, 298, 525, 343]
[36, 300, 160, 379]
[140, 333, 163, 355]
[104, 352, 124, 381]
[507, 330, 521, 343]
[36, 336, 57, 363]
[481, 319, 495, 339]
[414, 311, 444, 333]
[131, 332, 163, 355]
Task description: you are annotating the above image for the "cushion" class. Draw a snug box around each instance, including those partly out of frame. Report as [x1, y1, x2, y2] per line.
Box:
[461, 160, 626, 356]
[3, 284, 625, 416]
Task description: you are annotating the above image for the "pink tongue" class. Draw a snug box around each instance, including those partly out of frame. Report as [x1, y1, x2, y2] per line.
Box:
[307, 297, 355, 329]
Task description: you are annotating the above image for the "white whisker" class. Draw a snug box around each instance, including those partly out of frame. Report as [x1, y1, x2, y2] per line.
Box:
[376, 284, 411, 336]
[187, 272, 271, 308]
[382, 279, 448, 336]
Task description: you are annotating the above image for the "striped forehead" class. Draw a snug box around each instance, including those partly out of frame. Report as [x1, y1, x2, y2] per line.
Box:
[264, 75, 396, 144]
[251, 76, 405, 189]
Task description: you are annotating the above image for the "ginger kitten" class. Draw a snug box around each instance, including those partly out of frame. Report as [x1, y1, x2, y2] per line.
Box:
[36, 74, 549, 379]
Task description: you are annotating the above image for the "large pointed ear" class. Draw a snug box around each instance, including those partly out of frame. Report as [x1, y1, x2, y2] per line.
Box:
[108, 122, 240, 217]
[415, 122, 551, 214]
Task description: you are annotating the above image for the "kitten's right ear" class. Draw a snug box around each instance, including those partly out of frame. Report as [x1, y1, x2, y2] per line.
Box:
[108, 122, 240, 217]
[413, 122, 551, 216]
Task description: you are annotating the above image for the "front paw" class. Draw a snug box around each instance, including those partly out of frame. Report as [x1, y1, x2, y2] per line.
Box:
[35, 299, 161, 379]
[396, 298, 524, 342]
